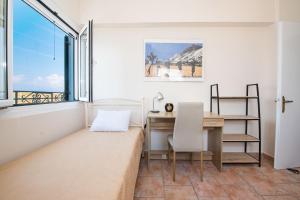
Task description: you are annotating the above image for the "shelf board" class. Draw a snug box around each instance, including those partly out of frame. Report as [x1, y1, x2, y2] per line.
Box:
[223, 115, 259, 120]
[223, 134, 260, 142]
[222, 152, 259, 164]
[212, 96, 258, 99]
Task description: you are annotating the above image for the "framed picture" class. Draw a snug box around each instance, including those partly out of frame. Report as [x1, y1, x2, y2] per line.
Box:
[144, 40, 204, 81]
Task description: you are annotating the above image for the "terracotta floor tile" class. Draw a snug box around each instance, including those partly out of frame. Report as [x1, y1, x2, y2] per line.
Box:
[205, 161, 219, 169]
[291, 174, 300, 183]
[213, 169, 247, 185]
[162, 160, 186, 167]
[183, 164, 202, 178]
[184, 161, 216, 168]
[204, 167, 220, 177]
[163, 163, 191, 186]
[176, 160, 189, 165]
[285, 170, 300, 183]
[197, 198, 231, 200]
[134, 198, 165, 200]
[164, 186, 198, 200]
[280, 183, 300, 197]
[259, 167, 299, 184]
[243, 174, 290, 196]
[262, 196, 299, 200]
[134, 176, 164, 198]
[135, 159, 300, 200]
[139, 160, 163, 177]
[163, 171, 192, 186]
[222, 163, 258, 171]
[231, 165, 264, 177]
[222, 184, 263, 200]
[162, 162, 187, 171]
[184, 163, 219, 178]
[191, 176, 228, 198]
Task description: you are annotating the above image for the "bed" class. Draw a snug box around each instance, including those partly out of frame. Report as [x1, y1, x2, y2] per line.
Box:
[0, 98, 145, 200]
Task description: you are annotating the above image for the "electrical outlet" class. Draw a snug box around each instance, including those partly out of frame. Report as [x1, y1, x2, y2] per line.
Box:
[162, 154, 167, 159]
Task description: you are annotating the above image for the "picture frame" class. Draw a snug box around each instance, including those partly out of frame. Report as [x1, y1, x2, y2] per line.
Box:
[144, 40, 204, 82]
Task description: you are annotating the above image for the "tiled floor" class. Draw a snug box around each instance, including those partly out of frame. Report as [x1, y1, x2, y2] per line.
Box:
[134, 158, 300, 200]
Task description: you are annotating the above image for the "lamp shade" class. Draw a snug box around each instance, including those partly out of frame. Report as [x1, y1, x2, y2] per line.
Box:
[155, 92, 164, 101]
[151, 92, 164, 113]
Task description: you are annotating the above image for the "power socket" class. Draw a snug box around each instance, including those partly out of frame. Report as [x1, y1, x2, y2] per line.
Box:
[162, 154, 167, 159]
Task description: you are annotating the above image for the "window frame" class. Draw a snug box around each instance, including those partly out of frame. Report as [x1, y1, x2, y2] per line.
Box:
[11, 0, 79, 106]
[78, 20, 93, 102]
[0, 0, 14, 108]
[24, 0, 78, 40]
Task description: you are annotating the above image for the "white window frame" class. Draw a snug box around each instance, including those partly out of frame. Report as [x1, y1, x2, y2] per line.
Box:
[78, 24, 89, 102]
[24, 0, 79, 100]
[78, 20, 93, 102]
[0, 0, 13, 108]
[24, 0, 78, 39]
[0, 0, 80, 108]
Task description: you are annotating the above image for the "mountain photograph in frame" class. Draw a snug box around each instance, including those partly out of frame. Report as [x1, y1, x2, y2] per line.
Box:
[144, 40, 203, 81]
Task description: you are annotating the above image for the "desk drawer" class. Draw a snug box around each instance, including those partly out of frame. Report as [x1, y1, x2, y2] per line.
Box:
[150, 118, 174, 130]
[149, 118, 224, 129]
[204, 118, 224, 127]
[151, 122, 174, 130]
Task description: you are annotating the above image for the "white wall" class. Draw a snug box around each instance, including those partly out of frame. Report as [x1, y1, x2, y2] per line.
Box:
[80, 0, 276, 24]
[92, 24, 277, 155]
[42, 0, 80, 29]
[260, 24, 277, 157]
[277, 0, 300, 22]
[78, 0, 278, 157]
[0, 103, 85, 165]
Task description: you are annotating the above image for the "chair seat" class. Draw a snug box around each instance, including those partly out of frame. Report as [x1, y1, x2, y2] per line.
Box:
[167, 134, 203, 152]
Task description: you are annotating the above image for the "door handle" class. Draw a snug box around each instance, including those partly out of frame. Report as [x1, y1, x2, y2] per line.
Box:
[282, 96, 294, 113]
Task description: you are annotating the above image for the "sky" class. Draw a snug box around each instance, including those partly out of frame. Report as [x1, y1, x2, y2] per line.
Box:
[13, 0, 67, 92]
[145, 42, 202, 61]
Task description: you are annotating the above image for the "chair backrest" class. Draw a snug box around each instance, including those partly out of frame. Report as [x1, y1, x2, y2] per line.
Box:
[173, 102, 204, 152]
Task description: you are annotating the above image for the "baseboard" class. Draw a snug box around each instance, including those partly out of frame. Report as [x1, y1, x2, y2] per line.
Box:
[262, 153, 274, 161]
[144, 150, 274, 163]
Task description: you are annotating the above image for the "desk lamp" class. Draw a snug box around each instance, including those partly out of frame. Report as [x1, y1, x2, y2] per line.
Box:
[151, 92, 164, 113]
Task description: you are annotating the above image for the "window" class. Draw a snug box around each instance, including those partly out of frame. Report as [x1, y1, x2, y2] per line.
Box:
[79, 29, 87, 99]
[0, 0, 92, 107]
[0, 0, 7, 100]
[13, 0, 75, 105]
[79, 20, 93, 102]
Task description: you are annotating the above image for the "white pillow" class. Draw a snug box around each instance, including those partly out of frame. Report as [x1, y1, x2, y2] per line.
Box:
[90, 110, 131, 132]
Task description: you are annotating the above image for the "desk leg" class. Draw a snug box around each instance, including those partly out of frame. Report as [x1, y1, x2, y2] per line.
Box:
[208, 127, 223, 171]
[147, 117, 151, 169]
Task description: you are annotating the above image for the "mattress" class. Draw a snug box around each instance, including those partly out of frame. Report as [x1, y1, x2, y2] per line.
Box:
[0, 127, 144, 200]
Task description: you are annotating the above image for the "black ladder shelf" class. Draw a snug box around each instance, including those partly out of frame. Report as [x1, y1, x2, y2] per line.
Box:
[210, 84, 261, 167]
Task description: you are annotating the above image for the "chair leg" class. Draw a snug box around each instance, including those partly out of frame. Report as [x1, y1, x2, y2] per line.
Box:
[173, 151, 176, 182]
[190, 152, 193, 165]
[200, 151, 203, 182]
[168, 143, 171, 163]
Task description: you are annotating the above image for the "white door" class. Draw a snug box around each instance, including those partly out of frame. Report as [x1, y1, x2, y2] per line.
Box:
[274, 22, 300, 169]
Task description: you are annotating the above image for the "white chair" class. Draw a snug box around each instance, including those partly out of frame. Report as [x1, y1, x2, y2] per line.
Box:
[167, 102, 204, 181]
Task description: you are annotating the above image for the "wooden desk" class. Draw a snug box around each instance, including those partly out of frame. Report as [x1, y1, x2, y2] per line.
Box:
[146, 112, 224, 171]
